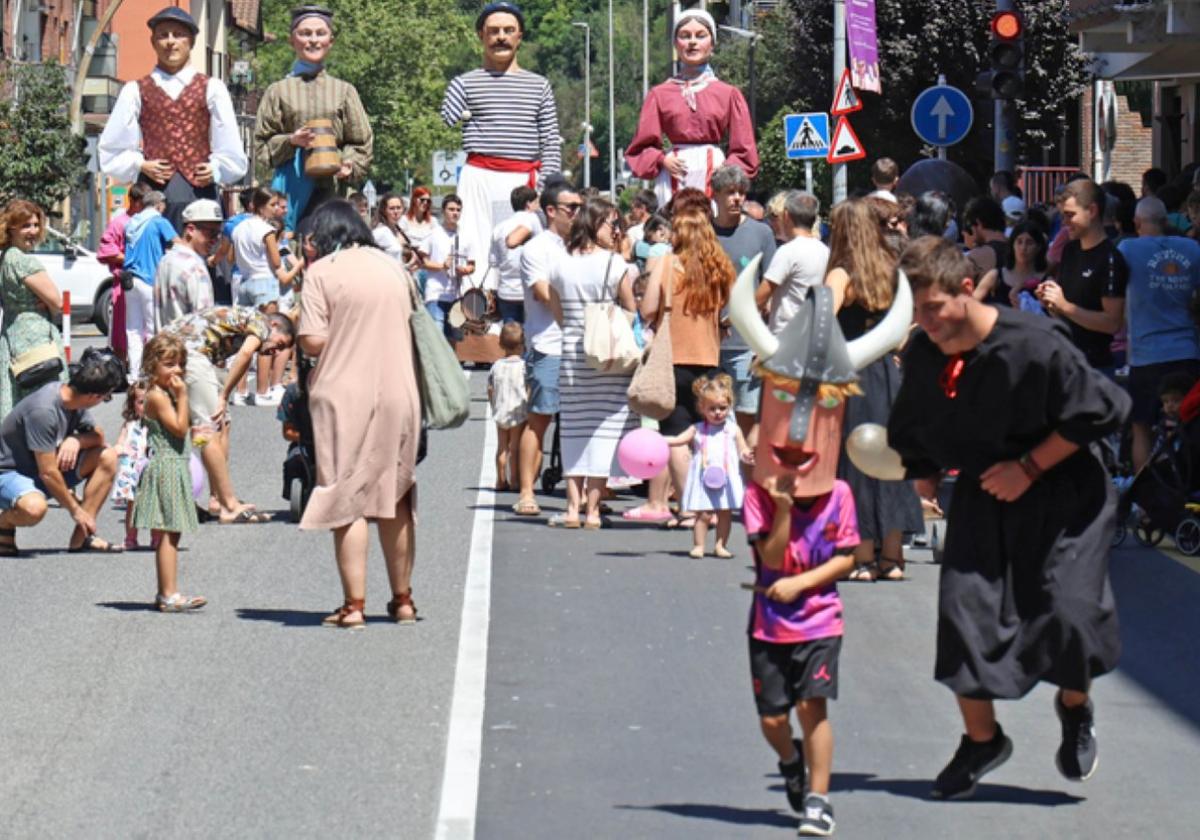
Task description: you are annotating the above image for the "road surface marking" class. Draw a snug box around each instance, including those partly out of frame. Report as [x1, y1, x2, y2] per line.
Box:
[435, 407, 497, 840]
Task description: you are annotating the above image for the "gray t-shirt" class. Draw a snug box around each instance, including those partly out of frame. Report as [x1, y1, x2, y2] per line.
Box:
[0, 382, 95, 476]
[715, 218, 777, 352]
[764, 236, 831, 335]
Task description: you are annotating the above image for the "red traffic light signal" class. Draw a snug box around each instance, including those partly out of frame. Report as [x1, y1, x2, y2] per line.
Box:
[991, 10, 1022, 41]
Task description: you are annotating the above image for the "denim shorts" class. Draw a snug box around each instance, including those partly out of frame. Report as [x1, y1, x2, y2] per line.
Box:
[0, 471, 42, 512]
[720, 347, 761, 415]
[525, 348, 560, 415]
[237, 276, 279, 309]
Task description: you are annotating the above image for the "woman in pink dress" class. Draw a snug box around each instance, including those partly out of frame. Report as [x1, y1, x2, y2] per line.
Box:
[625, 8, 759, 206]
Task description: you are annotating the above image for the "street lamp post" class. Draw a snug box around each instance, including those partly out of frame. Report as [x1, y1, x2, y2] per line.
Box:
[572, 21, 591, 190]
[718, 24, 759, 127]
[608, 0, 616, 194]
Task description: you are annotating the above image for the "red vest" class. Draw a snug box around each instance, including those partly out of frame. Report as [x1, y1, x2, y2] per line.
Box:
[138, 73, 212, 187]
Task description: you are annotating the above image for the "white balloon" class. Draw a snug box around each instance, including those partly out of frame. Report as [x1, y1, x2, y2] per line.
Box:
[846, 423, 906, 481]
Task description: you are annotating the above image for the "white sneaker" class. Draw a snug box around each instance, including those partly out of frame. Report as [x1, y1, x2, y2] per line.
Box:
[252, 390, 281, 407]
[230, 392, 249, 407]
[270, 384, 287, 398]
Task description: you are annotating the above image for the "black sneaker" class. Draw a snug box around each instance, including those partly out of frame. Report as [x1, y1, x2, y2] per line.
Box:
[797, 793, 835, 836]
[931, 725, 1013, 800]
[1055, 692, 1098, 781]
[779, 738, 807, 812]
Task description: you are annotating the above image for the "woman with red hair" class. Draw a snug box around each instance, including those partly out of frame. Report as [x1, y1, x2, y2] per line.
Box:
[625, 190, 735, 525]
[399, 186, 436, 291]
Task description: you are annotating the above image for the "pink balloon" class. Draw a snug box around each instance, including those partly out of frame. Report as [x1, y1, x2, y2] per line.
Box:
[617, 428, 670, 480]
[190, 453, 205, 501]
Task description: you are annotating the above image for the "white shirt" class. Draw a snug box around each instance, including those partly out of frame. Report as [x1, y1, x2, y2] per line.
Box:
[399, 216, 435, 254]
[521, 229, 566, 354]
[373, 225, 408, 263]
[763, 236, 831, 335]
[626, 222, 646, 245]
[98, 65, 248, 185]
[425, 224, 475, 303]
[490, 210, 543, 301]
[231, 216, 275, 281]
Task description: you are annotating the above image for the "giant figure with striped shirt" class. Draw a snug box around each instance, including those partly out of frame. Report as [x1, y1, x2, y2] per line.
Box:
[441, 2, 562, 280]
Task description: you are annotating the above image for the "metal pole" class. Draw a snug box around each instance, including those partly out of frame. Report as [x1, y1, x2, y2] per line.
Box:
[1092, 79, 1105, 181]
[574, 22, 591, 190]
[608, 0, 616, 193]
[805, 161, 814, 194]
[832, 0, 847, 204]
[937, 73, 948, 161]
[749, 34, 757, 127]
[993, 0, 1016, 173]
[643, 0, 649, 98]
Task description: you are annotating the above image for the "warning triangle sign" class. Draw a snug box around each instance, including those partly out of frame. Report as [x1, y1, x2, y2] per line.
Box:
[831, 69, 862, 116]
[827, 116, 866, 164]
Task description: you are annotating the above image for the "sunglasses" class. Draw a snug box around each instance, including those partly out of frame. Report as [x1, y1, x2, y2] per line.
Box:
[556, 202, 583, 215]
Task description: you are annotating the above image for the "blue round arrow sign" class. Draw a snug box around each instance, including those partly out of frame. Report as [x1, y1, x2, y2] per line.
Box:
[911, 85, 974, 148]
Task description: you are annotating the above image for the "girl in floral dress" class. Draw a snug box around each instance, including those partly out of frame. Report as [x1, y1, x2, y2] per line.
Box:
[112, 381, 153, 549]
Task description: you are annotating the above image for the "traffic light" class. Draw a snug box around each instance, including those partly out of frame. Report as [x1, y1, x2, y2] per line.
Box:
[974, 10, 1025, 100]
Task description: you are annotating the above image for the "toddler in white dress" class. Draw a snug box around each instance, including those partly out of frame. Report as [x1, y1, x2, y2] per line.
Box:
[488, 322, 529, 490]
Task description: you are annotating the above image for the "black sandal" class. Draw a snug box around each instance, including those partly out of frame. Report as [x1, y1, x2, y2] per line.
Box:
[847, 562, 877, 582]
[876, 557, 906, 581]
[0, 527, 18, 557]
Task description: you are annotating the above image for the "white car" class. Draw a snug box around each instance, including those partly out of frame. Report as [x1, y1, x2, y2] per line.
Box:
[33, 236, 115, 334]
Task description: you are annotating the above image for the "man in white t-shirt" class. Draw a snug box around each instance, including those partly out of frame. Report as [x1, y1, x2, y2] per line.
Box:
[488, 185, 542, 323]
[423, 194, 477, 340]
[513, 179, 579, 516]
[756, 191, 830, 334]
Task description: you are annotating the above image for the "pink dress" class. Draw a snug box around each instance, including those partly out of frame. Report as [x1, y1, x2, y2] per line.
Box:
[298, 247, 422, 529]
[625, 77, 758, 204]
[96, 211, 129, 354]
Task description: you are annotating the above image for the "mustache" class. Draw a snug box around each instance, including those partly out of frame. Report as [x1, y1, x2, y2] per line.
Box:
[490, 40, 512, 48]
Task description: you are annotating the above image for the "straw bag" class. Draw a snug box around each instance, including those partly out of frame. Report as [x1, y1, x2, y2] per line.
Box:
[406, 273, 470, 429]
[627, 263, 675, 420]
[583, 253, 640, 373]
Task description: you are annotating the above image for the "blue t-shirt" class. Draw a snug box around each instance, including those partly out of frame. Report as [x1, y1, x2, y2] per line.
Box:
[124, 211, 177, 284]
[1119, 235, 1200, 366]
[222, 212, 250, 240]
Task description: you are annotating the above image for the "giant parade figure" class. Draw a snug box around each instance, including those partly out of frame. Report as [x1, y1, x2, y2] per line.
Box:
[254, 5, 374, 231]
[625, 7, 758, 206]
[440, 2, 562, 275]
[99, 6, 248, 233]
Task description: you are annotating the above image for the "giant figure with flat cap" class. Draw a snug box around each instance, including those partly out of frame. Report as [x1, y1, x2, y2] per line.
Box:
[99, 6, 248, 233]
[625, 7, 758, 206]
[440, 2, 562, 279]
[254, 5, 374, 231]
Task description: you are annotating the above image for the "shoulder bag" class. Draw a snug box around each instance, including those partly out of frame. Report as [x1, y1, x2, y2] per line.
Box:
[1, 248, 65, 390]
[405, 272, 470, 429]
[627, 258, 676, 420]
[583, 253, 640, 374]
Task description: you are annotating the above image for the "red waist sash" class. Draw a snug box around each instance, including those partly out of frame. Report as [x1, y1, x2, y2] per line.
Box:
[466, 154, 542, 187]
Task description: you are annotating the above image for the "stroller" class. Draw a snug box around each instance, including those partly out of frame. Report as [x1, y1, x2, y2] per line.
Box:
[1114, 419, 1200, 552]
[281, 353, 317, 523]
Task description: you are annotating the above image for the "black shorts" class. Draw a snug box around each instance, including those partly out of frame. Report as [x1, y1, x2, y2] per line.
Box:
[749, 635, 841, 716]
[659, 363, 719, 436]
[1128, 359, 1200, 425]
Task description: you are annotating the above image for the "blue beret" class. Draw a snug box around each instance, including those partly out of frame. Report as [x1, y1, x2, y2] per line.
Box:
[147, 7, 199, 35]
[476, 2, 525, 33]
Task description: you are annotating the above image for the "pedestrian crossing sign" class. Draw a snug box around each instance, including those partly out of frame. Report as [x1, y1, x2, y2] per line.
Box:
[831, 68, 863, 116]
[784, 112, 831, 160]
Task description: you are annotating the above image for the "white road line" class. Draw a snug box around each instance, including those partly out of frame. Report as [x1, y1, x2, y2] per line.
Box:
[435, 406, 497, 840]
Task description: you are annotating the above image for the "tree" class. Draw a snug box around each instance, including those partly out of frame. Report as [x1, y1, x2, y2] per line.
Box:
[0, 62, 88, 210]
[256, 0, 472, 188]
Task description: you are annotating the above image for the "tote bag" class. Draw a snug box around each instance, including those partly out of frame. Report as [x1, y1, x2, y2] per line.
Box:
[407, 274, 470, 429]
[583, 253, 640, 374]
[627, 262, 676, 420]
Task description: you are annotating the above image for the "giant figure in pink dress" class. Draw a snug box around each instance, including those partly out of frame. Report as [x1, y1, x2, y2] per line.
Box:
[625, 8, 759, 206]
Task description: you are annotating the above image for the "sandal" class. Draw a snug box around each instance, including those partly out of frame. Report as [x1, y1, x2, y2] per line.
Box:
[512, 498, 541, 516]
[322, 598, 366, 629]
[156, 592, 207, 612]
[664, 515, 697, 530]
[0, 527, 18, 557]
[547, 513, 581, 528]
[877, 557, 906, 581]
[69, 534, 125, 554]
[218, 508, 271, 525]
[583, 518, 604, 530]
[386, 590, 417, 625]
[620, 506, 673, 523]
[847, 562, 877, 582]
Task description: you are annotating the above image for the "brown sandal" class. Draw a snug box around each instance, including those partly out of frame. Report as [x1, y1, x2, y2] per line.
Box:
[322, 598, 366, 629]
[386, 590, 417, 625]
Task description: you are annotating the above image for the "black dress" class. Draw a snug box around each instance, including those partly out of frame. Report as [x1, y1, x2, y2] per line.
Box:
[837, 303, 924, 542]
[888, 308, 1130, 699]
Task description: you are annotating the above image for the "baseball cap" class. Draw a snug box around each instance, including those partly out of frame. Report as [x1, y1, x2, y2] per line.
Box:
[1002, 195, 1026, 221]
[147, 7, 199, 35]
[182, 199, 224, 224]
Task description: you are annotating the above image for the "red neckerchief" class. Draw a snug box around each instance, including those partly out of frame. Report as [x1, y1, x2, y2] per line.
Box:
[939, 353, 965, 399]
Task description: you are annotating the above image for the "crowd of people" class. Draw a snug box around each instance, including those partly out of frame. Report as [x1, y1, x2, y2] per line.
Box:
[6, 1, 1197, 836]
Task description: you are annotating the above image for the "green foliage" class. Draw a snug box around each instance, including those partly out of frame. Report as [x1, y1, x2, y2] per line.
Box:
[256, 0, 472, 188]
[0, 62, 88, 210]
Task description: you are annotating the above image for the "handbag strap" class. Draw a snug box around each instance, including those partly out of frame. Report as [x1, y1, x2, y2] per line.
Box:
[601, 251, 618, 301]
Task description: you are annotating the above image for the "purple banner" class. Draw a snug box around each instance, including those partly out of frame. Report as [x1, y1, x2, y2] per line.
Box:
[846, 0, 881, 94]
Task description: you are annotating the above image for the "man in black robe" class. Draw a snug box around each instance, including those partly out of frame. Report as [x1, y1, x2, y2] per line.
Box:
[888, 236, 1129, 800]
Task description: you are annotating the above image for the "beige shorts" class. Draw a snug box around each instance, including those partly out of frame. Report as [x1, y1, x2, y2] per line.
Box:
[184, 351, 227, 427]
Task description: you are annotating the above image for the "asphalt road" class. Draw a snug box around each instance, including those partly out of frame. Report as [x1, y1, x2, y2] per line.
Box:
[2, 347, 1198, 838]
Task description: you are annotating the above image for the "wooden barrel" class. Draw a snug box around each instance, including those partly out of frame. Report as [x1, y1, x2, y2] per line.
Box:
[304, 118, 342, 177]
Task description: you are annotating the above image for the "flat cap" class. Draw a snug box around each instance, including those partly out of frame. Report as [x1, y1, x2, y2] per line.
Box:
[147, 6, 199, 35]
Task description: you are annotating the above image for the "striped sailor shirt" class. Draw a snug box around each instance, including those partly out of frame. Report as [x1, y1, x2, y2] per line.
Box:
[440, 68, 562, 175]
